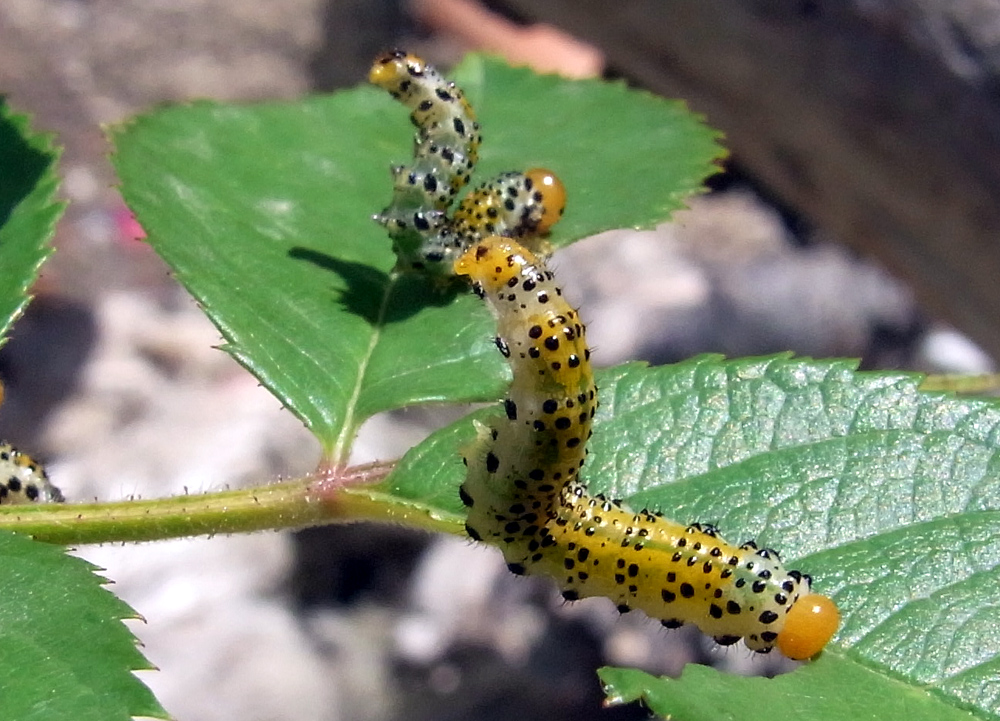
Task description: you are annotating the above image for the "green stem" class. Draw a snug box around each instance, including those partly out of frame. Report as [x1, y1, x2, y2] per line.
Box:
[0, 461, 466, 545]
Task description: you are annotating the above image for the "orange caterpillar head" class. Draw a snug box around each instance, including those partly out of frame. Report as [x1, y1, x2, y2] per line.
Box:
[369, 50, 425, 91]
[525, 168, 566, 233]
[776, 594, 840, 660]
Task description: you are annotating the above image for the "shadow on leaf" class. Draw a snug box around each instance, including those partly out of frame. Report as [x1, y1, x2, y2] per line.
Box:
[288, 246, 461, 324]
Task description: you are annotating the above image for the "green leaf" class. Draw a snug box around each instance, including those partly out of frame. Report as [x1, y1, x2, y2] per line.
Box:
[380, 405, 489, 522]
[386, 355, 1000, 721]
[451, 55, 723, 247]
[109, 56, 722, 460]
[598, 656, 981, 721]
[0, 532, 165, 720]
[0, 99, 64, 344]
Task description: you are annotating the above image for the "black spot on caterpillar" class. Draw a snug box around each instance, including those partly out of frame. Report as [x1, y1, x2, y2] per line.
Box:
[369, 51, 566, 275]
[0, 442, 62, 504]
[454, 237, 839, 660]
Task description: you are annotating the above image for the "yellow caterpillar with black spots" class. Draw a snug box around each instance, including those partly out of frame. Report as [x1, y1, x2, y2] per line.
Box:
[454, 237, 839, 660]
[0, 442, 62, 504]
[369, 51, 565, 274]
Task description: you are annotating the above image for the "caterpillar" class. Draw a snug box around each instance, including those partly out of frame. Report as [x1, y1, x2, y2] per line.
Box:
[454, 237, 839, 660]
[369, 50, 566, 275]
[451, 169, 566, 240]
[0, 442, 62, 504]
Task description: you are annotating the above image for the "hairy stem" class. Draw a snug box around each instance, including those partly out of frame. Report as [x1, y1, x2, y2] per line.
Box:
[0, 461, 466, 545]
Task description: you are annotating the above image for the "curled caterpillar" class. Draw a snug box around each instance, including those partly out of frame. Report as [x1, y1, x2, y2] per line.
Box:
[452, 168, 566, 239]
[370, 51, 566, 274]
[0, 442, 62, 504]
[369, 50, 480, 227]
[454, 237, 839, 660]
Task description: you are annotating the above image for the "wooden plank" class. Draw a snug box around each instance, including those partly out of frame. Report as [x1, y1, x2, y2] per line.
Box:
[491, 0, 1000, 360]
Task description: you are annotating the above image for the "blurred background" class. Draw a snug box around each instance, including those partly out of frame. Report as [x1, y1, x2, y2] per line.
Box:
[1, 1, 998, 719]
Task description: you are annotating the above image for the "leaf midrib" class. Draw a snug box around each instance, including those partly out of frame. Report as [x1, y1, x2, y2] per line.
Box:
[328, 274, 396, 463]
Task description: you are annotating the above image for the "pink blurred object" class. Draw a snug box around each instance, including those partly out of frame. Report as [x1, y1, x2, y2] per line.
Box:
[409, 0, 604, 79]
[113, 205, 147, 243]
